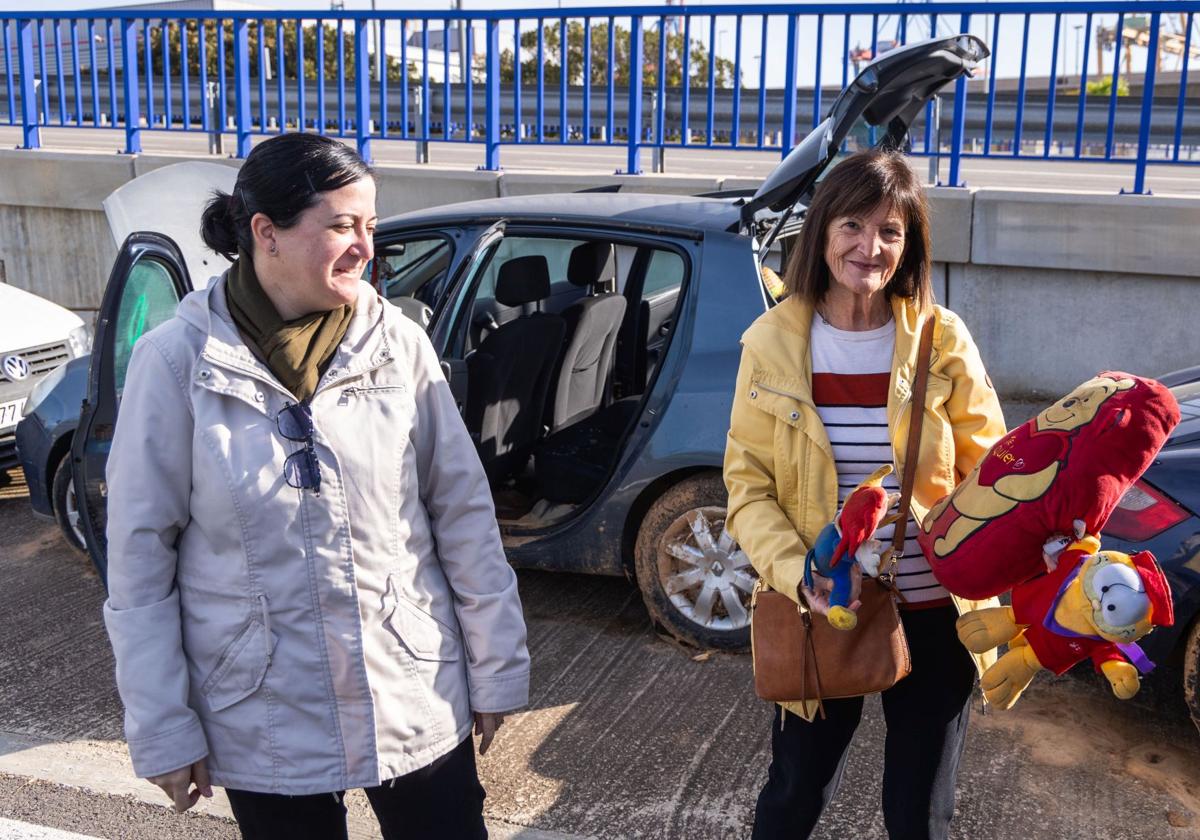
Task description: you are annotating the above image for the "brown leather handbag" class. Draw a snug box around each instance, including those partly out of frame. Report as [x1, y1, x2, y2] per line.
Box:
[750, 317, 936, 715]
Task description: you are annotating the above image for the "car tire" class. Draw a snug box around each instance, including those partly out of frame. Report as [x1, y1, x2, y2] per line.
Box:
[634, 473, 755, 652]
[52, 455, 87, 555]
[1186, 617, 1200, 738]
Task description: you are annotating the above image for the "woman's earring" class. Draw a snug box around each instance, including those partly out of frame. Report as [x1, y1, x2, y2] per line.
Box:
[269, 243, 278, 256]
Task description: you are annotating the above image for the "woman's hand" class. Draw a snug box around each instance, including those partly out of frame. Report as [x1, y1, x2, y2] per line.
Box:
[473, 711, 508, 756]
[799, 565, 863, 617]
[147, 759, 212, 814]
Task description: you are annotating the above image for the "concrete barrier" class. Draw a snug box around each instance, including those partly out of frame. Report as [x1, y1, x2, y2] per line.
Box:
[0, 147, 1195, 397]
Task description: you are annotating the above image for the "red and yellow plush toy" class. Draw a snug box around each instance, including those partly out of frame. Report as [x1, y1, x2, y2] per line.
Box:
[956, 531, 1174, 708]
[918, 372, 1181, 708]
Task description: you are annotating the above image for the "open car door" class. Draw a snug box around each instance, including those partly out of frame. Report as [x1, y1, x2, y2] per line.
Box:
[741, 34, 990, 233]
[427, 220, 506, 412]
[73, 232, 193, 584]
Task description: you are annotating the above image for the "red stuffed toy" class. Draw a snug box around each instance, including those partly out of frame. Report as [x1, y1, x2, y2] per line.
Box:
[918, 372, 1180, 599]
[918, 372, 1181, 709]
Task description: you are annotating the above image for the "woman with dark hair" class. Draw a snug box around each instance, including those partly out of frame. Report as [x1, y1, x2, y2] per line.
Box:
[724, 149, 1006, 839]
[103, 131, 528, 839]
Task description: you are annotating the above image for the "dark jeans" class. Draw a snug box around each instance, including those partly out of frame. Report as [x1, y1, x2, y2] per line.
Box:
[752, 605, 976, 840]
[225, 737, 487, 840]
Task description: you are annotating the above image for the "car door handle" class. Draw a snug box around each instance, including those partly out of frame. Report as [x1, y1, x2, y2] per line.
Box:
[658, 322, 672, 337]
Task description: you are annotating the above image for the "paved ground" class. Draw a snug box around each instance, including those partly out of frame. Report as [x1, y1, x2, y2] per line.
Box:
[0, 460, 1198, 839]
[2, 125, 1198, 196]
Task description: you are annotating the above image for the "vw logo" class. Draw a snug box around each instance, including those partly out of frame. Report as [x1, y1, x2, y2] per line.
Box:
[2, 355, 30, 381]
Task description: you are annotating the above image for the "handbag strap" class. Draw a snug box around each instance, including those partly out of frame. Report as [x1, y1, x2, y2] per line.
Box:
[885, 316, 936, 584]
[798, 610, 827, 720]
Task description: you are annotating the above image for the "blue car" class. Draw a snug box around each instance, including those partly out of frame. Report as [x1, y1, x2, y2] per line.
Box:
[19, 36, 992, 651]
[1099, 367, 1200, 734]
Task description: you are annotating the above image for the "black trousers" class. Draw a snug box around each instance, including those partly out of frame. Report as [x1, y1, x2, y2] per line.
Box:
[752, 605, 976, 840]
[225, 737, 487, 840]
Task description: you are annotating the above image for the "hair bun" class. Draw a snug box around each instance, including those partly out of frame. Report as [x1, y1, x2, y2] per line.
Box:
[200, 189, 240, 260]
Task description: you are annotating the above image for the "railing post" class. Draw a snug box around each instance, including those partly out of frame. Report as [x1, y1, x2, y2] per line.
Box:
[121, 18, 141, 153]
[354, 19, 372, 162]
[233, 18, 251, 157]
[483, 17, 500, 170]
[946, 13, 971, 187]
[1128, 12, 1161, 195]
[624, 15, 643, 174]
[781, 14, 797, 156]
[16, 19, 40, 149]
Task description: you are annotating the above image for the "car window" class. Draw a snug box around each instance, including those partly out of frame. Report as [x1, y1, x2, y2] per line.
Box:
[373, 235, 454, 306]
[643, 249, 685, 297]
[114, 257, 180, 397]
[474, 236, 586, 300]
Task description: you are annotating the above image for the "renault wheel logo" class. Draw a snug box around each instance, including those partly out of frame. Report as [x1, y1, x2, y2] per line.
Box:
[2, 355, 30, 381]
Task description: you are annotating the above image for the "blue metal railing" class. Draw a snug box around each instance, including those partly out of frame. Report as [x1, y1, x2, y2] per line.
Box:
[0, 3, 1196, 193]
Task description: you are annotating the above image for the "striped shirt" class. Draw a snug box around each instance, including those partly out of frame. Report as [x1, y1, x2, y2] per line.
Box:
[810, 314, 950, 608]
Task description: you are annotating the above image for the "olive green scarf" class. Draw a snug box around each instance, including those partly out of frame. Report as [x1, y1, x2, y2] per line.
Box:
[224, 248, 355, 402]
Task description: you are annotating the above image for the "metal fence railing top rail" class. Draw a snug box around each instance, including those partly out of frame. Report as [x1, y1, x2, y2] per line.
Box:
[0, 2, 1196, 193]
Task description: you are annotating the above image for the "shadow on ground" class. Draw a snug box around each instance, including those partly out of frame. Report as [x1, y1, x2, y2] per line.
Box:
[1, 480, 1197, 840]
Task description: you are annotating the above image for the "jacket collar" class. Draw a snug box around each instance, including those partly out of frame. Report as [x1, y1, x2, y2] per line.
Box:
[744, 295, 929, 405]
[177, 274, 393, 399]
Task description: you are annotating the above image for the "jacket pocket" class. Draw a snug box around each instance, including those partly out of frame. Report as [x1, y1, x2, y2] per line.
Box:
[384, 580, 461, 663]
[200, 618, 279, 713]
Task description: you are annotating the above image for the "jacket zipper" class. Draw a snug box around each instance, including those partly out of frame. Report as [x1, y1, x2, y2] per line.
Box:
[258, 594, 273, 665]
[337, 384, 406, 405]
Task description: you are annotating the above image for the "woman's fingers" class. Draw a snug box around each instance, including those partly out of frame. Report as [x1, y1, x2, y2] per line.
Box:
[807, 571, 834, 593]
[170, 780, 193, 813]
[474, 711, 507, 755]
[478, 714, 495, 755]
[148, 761, 212, 814]
[849, 564, 864, 604]
[799, 583, 831, 616]
[148, 766, 192, 813]
[192, 760, 213, 799]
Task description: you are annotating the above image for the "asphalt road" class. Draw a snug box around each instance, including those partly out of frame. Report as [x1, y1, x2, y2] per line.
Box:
[2, 125, 1199, 196]
[0, 466, 1198, 839]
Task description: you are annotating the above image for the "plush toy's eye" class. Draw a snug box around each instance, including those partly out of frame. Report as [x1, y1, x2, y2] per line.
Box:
[1092, 561, 1139, 593]
[1062, 399, 1078, 408]
[1091, 562, 1148, 627]
[1099, 585, 1150, 628]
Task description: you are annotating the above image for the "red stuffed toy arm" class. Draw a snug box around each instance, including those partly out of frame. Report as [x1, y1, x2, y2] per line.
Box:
[1089, 645, 1127, 674]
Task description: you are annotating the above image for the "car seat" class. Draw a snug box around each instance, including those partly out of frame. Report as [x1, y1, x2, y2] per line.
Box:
[545, 241, 626, 433]
[535, 396, 642, 504]
[465, 255, 566, 483]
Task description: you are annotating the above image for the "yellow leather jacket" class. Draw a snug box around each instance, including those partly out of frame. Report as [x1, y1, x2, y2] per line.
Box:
[723, 295, 1007, 719]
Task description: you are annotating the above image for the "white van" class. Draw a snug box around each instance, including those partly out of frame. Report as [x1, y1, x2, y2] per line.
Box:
[0, 284, 91, 468]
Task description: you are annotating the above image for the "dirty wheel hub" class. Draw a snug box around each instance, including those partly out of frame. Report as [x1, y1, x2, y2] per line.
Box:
[657, 506, 756, 632]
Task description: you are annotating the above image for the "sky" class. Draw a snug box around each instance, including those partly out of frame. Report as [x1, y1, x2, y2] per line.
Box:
[0, 1, 1181, 89]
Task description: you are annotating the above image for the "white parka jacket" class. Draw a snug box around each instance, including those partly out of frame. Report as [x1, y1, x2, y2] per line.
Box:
[103, 276, 530, 795]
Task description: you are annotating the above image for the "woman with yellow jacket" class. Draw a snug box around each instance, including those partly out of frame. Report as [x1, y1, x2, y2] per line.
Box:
[724, 149, 1006, 840]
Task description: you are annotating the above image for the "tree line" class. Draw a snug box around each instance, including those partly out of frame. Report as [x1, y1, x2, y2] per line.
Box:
[142, 19, 737, 89]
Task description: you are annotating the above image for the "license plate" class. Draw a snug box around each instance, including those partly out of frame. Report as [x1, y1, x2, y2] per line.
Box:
[0, 398, 26, 431]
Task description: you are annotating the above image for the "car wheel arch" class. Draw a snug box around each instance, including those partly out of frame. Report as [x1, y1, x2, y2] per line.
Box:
[620, 465, 724, 579]
[1185, 615, 1200, 737]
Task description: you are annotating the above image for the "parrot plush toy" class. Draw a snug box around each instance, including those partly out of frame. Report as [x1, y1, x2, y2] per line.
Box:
[803, 465, 901, 630]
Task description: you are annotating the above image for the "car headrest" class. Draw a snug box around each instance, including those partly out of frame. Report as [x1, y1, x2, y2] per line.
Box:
[496, 255, 551, 306]
[567, 241, 611, 287]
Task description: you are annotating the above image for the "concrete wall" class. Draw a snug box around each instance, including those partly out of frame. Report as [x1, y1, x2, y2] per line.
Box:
[0, 147, 1196, 398]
